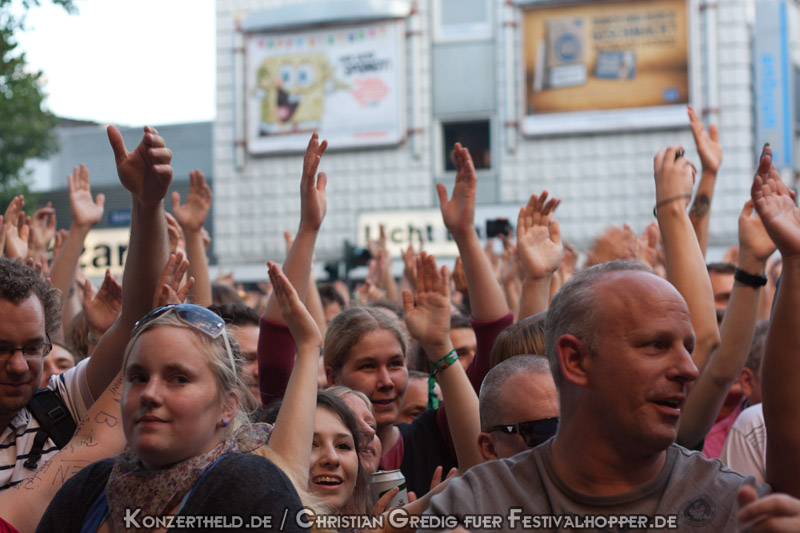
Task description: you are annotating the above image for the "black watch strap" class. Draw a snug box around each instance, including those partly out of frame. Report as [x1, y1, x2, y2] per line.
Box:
[734, 268, 767, 287]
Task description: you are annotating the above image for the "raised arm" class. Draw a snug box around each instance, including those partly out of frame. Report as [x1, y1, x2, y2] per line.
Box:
[751, 146, 800, 496]
[171, 169, 212, 306]
[677, 199, 775, 448]
[516, 191, 562, 320]
[82, 270, 123, 357]
[258, 134, 327, 406]
[654, 145, 720, 373]
[687, 105, 722, 257]
[3, 195, 30, 259]
[82, 126, 172, 400]
[437, 143, 509, 322]
[28, 202, 56, 261]
[263, 134, 327, 322]
[404, 253, 482, 470]
[265, 261, 322, 488]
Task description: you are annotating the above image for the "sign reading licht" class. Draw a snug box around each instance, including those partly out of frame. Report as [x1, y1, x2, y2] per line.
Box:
[753, 0, 795, 170]
[521, 0, 689, 134]
[246, 20, 406, 153]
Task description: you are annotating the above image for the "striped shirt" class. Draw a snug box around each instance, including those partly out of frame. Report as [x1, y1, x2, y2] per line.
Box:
[0, 359, 92, 490]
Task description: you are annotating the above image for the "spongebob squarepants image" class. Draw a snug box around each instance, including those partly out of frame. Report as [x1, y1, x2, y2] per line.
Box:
[255, 53, 347, 135]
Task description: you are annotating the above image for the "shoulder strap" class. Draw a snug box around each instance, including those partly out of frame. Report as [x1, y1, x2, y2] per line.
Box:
[24, 388, 77, 470]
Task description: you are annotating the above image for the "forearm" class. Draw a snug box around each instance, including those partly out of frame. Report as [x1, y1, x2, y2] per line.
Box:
[86, 201, 168, 399]
[764, 257, 800, 495]
[50, 224, 91, 311]
[689, 170, 717, 257]
[382, 272, 401, 305]
[658, 203, 720, 372]
[452, 230, 509, 321]
[305, 275, 327, 339]
[182, 229, 212, 306]
[518, 276, 552, 321]
[267, 343, 319, 486]
[264, 228, 317, 322]
[427, 342, 482, 470]
[677, 263, 763, 448]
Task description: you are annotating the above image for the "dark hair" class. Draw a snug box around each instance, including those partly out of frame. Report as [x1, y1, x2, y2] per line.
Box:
[450, 314, 471, 330]
[707, 262, 736, 275]
[211, 284, 243, 306]
[0, 257, 61, 336]
[318, 283, 346, 309]
[208, 303, 259, 328]
[258, 391, 373, 514]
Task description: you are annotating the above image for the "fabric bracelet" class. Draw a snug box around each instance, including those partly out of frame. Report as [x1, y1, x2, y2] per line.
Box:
[653, 193, 693, 217]
[427, 348, 457, 410]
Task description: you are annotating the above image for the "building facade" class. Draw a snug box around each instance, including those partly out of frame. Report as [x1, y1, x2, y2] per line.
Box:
[214, 0, 800, 279]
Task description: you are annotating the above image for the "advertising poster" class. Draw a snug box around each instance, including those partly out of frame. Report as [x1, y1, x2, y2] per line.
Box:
[521, 0, 689, 133]
[246, 20, 405, 153]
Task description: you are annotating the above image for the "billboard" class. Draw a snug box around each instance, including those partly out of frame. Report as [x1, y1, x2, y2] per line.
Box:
[521, 0, 690, 134]
[246, 20, 406, 153]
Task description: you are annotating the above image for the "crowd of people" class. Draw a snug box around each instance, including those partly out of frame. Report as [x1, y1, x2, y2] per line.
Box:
[1, 106, 800, 532]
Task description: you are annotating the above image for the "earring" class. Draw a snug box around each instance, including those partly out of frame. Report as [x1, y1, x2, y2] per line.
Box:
[221, 419, 229, 427]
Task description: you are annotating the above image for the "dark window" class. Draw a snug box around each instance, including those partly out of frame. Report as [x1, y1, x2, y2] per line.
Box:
[443, 120, 491, 171]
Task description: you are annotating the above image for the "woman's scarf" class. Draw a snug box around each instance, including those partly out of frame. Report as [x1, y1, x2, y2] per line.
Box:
[105, 423, 271, 532]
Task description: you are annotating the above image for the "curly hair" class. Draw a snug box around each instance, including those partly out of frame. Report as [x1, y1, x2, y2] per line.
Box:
[0, 257, 62, 336]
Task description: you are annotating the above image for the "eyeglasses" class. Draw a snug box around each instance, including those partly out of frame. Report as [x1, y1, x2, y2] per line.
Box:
[133, 304, 236, 371]
[487, 417, 559, 447]
[0, 341, 53, 364]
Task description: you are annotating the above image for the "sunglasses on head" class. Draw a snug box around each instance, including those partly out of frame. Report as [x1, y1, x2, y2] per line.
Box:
[133, 304, 236, 370]
[487, 417, 559, 447]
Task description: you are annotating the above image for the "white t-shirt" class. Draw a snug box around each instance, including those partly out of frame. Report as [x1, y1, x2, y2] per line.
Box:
[720, 403, 766, 485]
[0, 359, 92, 490]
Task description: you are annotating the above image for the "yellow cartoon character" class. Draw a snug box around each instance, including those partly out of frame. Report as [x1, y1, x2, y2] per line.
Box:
[256, 53, 346, 135]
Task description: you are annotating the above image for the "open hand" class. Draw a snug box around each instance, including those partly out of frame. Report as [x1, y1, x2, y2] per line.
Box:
[437, 143, 477, 239]
[403, 252, 452, 356]
[688, 105, 722, 174]
[517, 191, 562, 279]
[751, 146, 800, 258]
[172, 169, 212, 232]
[299, 133, 328, 232]
[107, 125, 173, 207]
[68, 164, 105, 228]
[267, 261, 322, 351]
[83, 270, 123, 334]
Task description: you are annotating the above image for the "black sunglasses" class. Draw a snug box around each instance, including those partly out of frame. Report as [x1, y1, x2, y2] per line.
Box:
[487, 417, 559, 447]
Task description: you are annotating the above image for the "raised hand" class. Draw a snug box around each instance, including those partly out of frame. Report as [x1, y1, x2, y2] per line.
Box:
[452, 256, 468, 296]
[653, 145, 697, 210]
[3, 195, 30, 259]
[153, 252, 193, 308]
[751, 146, 800, 258]
[739, 199, 777, 266]
[437, 143, 477, 238]
[516, 191, 562, 279]
[83, 270, 123, 335]
[401, 243, 419, 291]
[299, 133, 328, 232]
[29, 203, 56, 256]
[688, 105, 722, 174]
[267, 261, 322, 351]
[738, 484, 800, 533]
[164, 212, 185, 255]
[107, 125, 173, 207]
[403, 252, 452, 356]
[172, 169, 212, 232]
[67, 164, 105, 228]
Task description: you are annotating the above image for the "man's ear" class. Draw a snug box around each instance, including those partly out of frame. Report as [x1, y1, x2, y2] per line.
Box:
[325, 365, 338, 387]
[557, 334, 590, 388]
[477, 433, 498, 462]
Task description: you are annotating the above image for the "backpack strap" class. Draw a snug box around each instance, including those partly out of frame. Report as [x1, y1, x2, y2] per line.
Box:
[24, 388, 77, 470]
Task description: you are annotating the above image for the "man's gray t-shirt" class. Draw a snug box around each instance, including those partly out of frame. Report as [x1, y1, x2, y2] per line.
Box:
[425, 441, 768, 531]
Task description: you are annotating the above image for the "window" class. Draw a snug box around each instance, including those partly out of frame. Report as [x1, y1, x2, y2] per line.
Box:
[442, 120, 491, 171]
[435, 0, 491, 41]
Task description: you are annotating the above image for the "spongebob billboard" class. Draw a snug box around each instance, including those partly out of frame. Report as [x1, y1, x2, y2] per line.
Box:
[246, 20, 405, 153]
